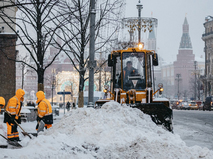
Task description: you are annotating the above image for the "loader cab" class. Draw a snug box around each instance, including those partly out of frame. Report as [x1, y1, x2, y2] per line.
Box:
[122, 52, 146, 91]
[108, 48, 155, 92]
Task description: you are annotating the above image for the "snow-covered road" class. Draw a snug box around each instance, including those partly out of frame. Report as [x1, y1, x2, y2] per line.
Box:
[173, 110, 213, 150]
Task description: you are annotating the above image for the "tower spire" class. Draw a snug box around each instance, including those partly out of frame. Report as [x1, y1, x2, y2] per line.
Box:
[179, 17, 192, 49]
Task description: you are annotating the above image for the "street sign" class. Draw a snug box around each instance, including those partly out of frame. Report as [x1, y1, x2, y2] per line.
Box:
[57, 91, 71, 95]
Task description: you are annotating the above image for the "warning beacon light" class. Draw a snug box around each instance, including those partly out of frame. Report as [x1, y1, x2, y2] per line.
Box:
[138, 42, 144, 50]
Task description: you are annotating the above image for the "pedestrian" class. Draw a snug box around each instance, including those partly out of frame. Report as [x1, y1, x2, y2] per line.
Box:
[36, 91, 53, 131]
[4, 88, 25, 142]
[0, 96, 5, 114]
[66, 101, 71, 111]
[73, 102, 76, 109]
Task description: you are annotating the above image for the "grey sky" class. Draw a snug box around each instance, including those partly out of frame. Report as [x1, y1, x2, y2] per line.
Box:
[125, 0, 213, 63]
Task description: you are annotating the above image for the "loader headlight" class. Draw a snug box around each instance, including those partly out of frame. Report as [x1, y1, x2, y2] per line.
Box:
[104, 85, 109, 93]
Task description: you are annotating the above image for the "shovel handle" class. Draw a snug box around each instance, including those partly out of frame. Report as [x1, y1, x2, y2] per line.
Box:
[0, 134, 22, 147]
[5, 111, 32, 139]
[0, 133, 8, 140]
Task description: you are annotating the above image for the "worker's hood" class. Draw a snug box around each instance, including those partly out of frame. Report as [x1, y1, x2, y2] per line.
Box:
[16, 89, 25, 101]
[36, 91, 45, 104]
[0, 97, 5, 106]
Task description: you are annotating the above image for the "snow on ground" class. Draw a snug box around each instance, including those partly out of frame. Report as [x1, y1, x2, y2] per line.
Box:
[0, 101, 213, 159]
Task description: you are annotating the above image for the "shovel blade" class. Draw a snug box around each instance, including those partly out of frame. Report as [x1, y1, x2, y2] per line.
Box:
[0, 134, 22, 148]
[7, 140, 22, 147]
[37, 120, 45, 133]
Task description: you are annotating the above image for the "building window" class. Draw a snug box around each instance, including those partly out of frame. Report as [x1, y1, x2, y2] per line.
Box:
[167, 69, 170, 77]
[171, 68, 174, 76]
[163, 71, 166, 77]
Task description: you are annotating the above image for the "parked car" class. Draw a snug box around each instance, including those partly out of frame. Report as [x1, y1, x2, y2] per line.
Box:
[171, 101, 179, 109]
[188, 101, 199, 110]
[203, 96, 213, 111]
[180, 102, 190, 110]
[176, 102, 182, 110]
[195, 100, 202, 107]
[199, 102, 204, 110]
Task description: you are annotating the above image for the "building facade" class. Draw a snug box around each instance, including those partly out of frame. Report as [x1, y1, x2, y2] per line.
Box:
[202, 16, 213, 98]
[0, 1, 17, 102]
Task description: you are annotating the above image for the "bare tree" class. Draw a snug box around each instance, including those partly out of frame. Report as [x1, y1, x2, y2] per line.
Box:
[0, 0, 71, 91]
[189, 76, 202, 100]
[54, 0, 124, 107]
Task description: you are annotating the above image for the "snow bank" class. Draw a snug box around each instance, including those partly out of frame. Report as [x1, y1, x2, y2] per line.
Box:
[1, 101, 213, 159]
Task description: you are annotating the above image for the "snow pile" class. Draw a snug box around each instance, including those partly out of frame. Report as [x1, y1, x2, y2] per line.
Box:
[1, 101, 213, 159]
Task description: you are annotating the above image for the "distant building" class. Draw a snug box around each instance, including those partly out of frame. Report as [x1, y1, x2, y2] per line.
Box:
[173, 17, 195, 99]
[0, 0, 17, 33]
[202, 15, 213, 98]
[160, 17, 204, 100]
[16, 45, 111, 104]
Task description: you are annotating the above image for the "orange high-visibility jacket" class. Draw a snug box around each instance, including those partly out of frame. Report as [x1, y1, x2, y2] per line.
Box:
[36, 91, 52, 118]
[6, 89, 25, 120]
[0, 96, 5, 113]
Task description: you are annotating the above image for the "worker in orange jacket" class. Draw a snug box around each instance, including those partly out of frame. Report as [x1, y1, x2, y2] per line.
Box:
[36, 91, 53, 130]
[0, 96, 5, 114]
[4, 89, 25, 142]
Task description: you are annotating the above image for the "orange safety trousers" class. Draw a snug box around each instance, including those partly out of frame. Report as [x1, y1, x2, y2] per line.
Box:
[6, 122, 19, 141]
[36, 124, 52, 131]
[45, 124, 52, 129]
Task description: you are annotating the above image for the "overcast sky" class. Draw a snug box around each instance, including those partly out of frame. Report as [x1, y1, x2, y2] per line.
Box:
[125, 0, 213, 63]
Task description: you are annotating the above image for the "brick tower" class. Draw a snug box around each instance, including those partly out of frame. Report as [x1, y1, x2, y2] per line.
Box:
[173, 17, 195, 99]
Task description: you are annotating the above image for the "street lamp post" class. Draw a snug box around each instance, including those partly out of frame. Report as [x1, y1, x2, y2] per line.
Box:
[136, 0, 143, 43]
[123, 1, 157, 46]
[51, 69, 56, 106]
[194, 61, 197, 100]
[176, 74, 181, 100]
[88, 0, 96, 107]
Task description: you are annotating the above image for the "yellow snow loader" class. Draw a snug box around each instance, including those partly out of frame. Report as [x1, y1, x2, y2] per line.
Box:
[96, 43, 173, 132]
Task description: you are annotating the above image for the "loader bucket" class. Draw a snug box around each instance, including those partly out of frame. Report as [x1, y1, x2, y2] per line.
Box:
[131, 103, 173, 132]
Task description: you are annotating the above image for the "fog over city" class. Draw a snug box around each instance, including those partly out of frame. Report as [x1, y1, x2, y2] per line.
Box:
[125, 0, 213, 63]
[1, 1, 213, 158]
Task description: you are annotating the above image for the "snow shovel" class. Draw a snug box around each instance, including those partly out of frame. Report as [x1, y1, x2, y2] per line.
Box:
[5, 111, 32, 139]
[21, 132, 38, 137]
[0, 134, 22, 148]
[37, 120, 45, 133]
[25, 120, 45, 137]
